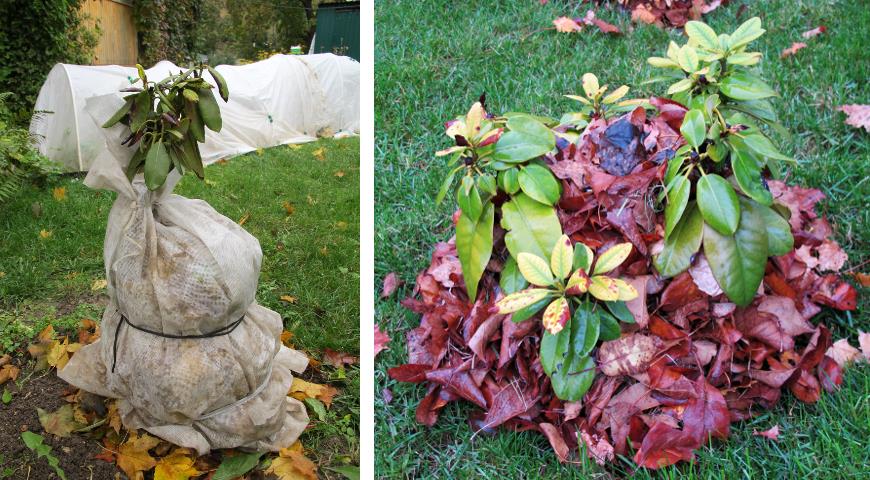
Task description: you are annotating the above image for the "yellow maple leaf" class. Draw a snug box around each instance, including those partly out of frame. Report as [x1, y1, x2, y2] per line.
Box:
[280, 295, 298, 304]
[91, 278, 108, 291]
[106, 401, 123, 434]
[39, 229, 53, 239]
[52, 186, 67, 201]
[280, 330, 294, 347]
[46, 338, 82, 370]
[312, 147, 325, 160]
[153, 448, 201, 480]
[265, 448, 318, 480]
[116, 432, 160, 480]
[288, 378, 339, 408]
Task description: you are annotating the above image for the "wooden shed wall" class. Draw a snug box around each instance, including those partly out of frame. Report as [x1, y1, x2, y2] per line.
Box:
[80, 0, 138, 66]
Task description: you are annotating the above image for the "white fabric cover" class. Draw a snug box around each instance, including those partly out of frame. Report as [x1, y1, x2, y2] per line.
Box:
[59, 94, 309, 455]
[30, 54, 359, 171]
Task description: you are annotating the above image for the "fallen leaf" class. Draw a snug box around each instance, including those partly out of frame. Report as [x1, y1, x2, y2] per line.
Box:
[597, 334, 658, 376]
[580, 430, 614, 466]
[374, 324, 390, 358]
[826, 339, 861, 367]
[266, 446, 318, 480]
[91, 278, 108, 291]
[52, 187, 67, 201]
[313, 147, 326, 160]
[553, 16, 582, 33]
[381, 272, 401, 298]
[46, 338, 82, 370]
[633, 422, 698, 468]
[837, 105, 870, 132]
[283, 201, 295, 216]
[116, 432, 160, 480]
[288, 378, 339, 407]
[281, 330, 294, 347]
[323, 349, 358, 368]
[38, 405, 84, 437]
[689, 255, 723, 296]
[280, 295, 298, 304]
[333, 170, 345, 178]
[335, 221, 348, 230]
[801, 26, 826, 38]
[106, 401, 122, 434]
[852, 272, 870, 287]
[860, 331, 870, 360]
[153, 448, 201, 480]
[753, 425, 780, 441]
[781, 42, 807, 58]
[817, 240, 847, 271]
[582, 10, 621, 35]
[39, 229, 53, 239]
[237, 212, 251, 225]
[77, 319, 100, 345]
[319, 246, 329, 255]
[0, 364, 19, 385]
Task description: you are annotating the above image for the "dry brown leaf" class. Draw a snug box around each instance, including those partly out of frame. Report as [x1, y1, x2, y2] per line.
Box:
[283, 201, 295, 216]
[597, 333, 658, 376]
[39, 229, 52, 239]
[689, 255, 723, 296]
[153, 448, 201, 480]
[0, 364, 19, 385]
[38, 405, 84, 438]
[826, 339, 861, 367]
[280, 295, 298, 304]
[280, 330, 294, 346]
[107, 401, 123, 434]
[817, 240, 847, 272]
[333, 170, 346, 178]
[781, 42, 807, 58]
[381, 272, 402, 298]
[553, 16, 582, 33]
[52, 187, 67, 202]
[837, 105, 870, 132]
[116, 432, 161, 480]
[852, 272, 870, 287]
[323, 348, 358, 368]
[288, 378, 339, 407]
[91, 278, 108, 291]
[237, 212, 251, 226]
[77, 319, 100, 345]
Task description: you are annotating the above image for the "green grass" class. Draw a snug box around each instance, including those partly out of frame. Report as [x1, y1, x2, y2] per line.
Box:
[374, 0, 869, 478]
[0, 138, 360, 472]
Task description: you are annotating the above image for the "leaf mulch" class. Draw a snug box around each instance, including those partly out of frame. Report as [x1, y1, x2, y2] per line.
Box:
[388, 102, 859, 469]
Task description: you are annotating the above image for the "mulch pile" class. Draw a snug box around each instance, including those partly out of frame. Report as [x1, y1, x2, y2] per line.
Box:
[388, 101, 858, 468]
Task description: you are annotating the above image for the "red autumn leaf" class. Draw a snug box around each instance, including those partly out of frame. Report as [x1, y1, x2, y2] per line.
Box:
[811, 274, 858, 310]
[837, 105, 870, 132]
[633, 422, 699, 469]
[801, 26, 827, 38]
[387, 364, 430, 383]
[381, 272, 402, 298]
[781, 42, 807, 58]
[818, 356, 843, 392]
[580, 10, 621, 35]
[789, 369, 821, 403]
[752, 425, 780, 441]
[374, 324, 390, 358]
[683, 377, 730, 442]
[539, 423, 570, 463]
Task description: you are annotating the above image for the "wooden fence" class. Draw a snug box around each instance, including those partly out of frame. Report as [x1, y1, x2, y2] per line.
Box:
[80, 0, 138, 66]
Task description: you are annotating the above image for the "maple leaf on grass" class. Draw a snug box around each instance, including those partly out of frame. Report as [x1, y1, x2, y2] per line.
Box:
[837, 105, 870, 132]
[374, 324, 390, 358]
[802, 26, 827, 38]
[153, 448, 201, 480]
[753, 425, 781, 441]
[553, 16, 581, 33]
[381, 272, 401, 298]
[322, 348, 358, 368]
[781, 42, 807, 58]
[826, 338, 862, 367]
[288, 378, 339, 407]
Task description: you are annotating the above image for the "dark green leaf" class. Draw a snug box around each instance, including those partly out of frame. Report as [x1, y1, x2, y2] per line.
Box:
[655, 202, 704, 278]
[186, 100, 205, 142]
[697, 173, 740, 235]
[213, 452, 263, 480]
[572, 301, 600, 357]
[605, 301, 635, 323]
[500, 193, 562, 261]
[719, 72, 777, 101]
[757, 202, 793, 256]
[550, 353, 595, 402]
[143, 141, 171, 191]
[518, 163, 561, 205]
[500, 256, 528, 295]
[196, 87, 222, 131]
[457, 176, 483, 221]
[703, 198, 768, 306]
[325, 466, 360, 480]
[732, 149, 772, 206]
[664, 173, 691, 237]
[680, 109, 706, 149]
[102, 97, 133, 128]
[598, 310, 621, 341]
[435, 167, 461, 205]
[511, 297, 550, 323]
[456, 201, 494, 301]
[541, 316, 571, 376]
[493, 116, 555, 163]
[207, 65, 229, 102]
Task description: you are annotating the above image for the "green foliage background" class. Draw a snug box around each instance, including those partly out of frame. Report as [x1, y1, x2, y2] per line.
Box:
[0, 0, 98, 120]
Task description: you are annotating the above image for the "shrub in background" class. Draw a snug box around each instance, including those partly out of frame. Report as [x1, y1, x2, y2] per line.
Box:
[0, 93, 60, 205]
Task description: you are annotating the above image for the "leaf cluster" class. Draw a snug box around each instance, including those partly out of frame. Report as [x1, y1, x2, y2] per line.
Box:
[103, 64, 229, 190]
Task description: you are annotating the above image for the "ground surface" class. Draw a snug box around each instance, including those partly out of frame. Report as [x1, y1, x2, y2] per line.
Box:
[0, 138, 360, 479]
[374, 0, 869, 478]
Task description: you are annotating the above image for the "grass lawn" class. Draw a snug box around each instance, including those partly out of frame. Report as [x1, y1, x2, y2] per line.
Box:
[374, 0, 869, 478]
[0, 137, 360, 476]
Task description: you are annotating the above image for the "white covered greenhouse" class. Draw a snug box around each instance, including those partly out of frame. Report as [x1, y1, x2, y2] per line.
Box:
[29, 53, 360, 172]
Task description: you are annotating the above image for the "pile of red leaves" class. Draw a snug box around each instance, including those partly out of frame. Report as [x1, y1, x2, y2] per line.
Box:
[616, 0, 725, 28]
[388, 102, 859, 469]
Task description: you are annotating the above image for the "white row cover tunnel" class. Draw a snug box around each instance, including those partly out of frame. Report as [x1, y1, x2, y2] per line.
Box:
[30, 54, 360, 172]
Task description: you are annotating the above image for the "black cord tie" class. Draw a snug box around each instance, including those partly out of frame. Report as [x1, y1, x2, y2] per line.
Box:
[111, 315, 245, 373]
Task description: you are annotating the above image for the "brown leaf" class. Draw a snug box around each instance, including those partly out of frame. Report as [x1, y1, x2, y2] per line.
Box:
[737, 296, 814, 352]
[837, 105, 870, 132]
[597, 334, 658, 376]
[553, 16, 582, 33]
[781, 42, 807, 58]
[539, 423, 570, 462]
[288, 378, 339, 408]
[267, 441, 318, 480]
[322, 348, 358, 368]
[753, 425, 780, 441]
[38, 405, 84, 437]
[381, 272, 402, 298]
[683, 377, 730, 442]
[826, 338, 861, 367]
[116, 432, 160, 479]
[374, 324, 390, 358]
[579, 430, 614, 466]
[633, 422, 698, 469]
[689, 255, 723, 296]
[0, 364, 20, 385]
[816, 240, 847, 272]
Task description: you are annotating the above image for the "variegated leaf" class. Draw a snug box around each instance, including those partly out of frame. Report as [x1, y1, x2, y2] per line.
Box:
[517, 252, 555, 286]
[496, 288, 553, 313]
[542, 297, 571, 335]
[593, 243, 633, 275]
[588, 276, 620, 302]
[550, 235, 574, 281]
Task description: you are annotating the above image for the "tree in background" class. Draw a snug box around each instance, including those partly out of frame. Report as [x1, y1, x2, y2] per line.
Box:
[0, 0, 98, 121]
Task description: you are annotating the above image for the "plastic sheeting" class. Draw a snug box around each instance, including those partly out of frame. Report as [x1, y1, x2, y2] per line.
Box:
[29, 54, 359, 172]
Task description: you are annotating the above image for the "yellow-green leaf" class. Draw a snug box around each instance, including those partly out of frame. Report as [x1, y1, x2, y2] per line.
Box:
[588, 276, 620, 301]
[517, 252, 555, 286]
[496, 288, 554, 313]
[593, 243, 633, 275]
[542, 297, 570, 335]
[612, 278, 639, 301]
[565, 268, 590, 295]
[550, 235, 574, 281]
[602, 85, 630, 104]
[582, 73, 600, 98]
